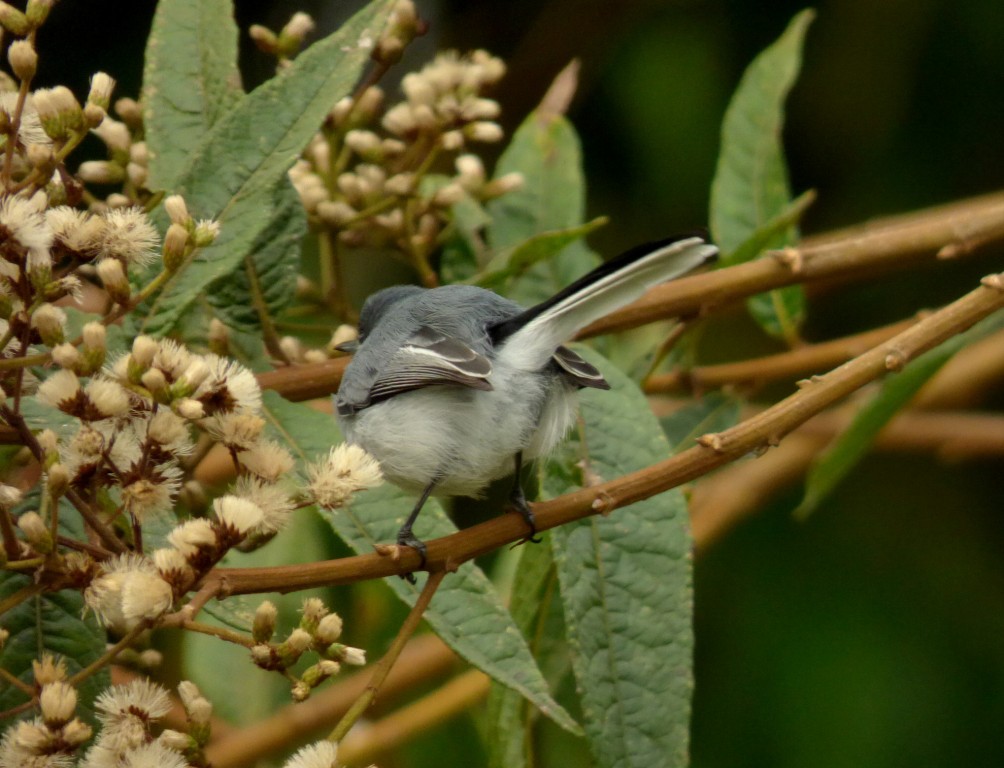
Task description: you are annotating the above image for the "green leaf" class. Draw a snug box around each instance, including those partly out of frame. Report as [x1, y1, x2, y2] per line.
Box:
[709, 9, 814, 340]
[796, 309, 1004, 519]
[140, 0, 394, 335]
[748, 283, 805, 342]
[143, 0, 244, 191]
[475, 217, 608, 291]
[660, 391, 743, 453]
[206, 177, 307, 331]
[487, 112, 599, 306]
[0, 575, 109, 724]
[545, 348, 693, 768]
[257, 391, 581, 734]
[484, 539, 571, 768]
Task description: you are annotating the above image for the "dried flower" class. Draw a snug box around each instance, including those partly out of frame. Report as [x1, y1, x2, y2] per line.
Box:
[234, 476, 294, 534]
[281, 740, 339, 768]
[237, 440, 294, 482]
[84, 377, 130, 418]
[98, 208, 158, 266]
[306, 444, 383, 509]
[39, 681, 76, 727]
[85, 554, 174, 632]
[213, 495, 265, 537]
[203, 412, 265, 449]
[167, 519, 217, 558]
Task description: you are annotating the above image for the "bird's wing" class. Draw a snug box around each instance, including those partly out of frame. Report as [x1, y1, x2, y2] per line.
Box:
[366, 325, 493, 404]
[552, 345, 610, 390]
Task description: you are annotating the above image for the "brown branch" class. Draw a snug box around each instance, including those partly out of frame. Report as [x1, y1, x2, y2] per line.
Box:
[205, 634, 457, 768]
[337, 669, 490, 766]
[580, 190, 1004, 338]
[255, 357, 349, 403]
[644, 317, 918, 394]
[197, 272, 1004, 594]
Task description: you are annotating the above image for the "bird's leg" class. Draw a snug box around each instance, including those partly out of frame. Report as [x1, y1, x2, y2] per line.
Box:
[508, 452, 542, 544]
[396, 480, 437, 583]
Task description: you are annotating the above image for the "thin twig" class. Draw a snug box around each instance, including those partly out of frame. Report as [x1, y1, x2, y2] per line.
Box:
[328, 570, 447, 743]
[244, 256, 290, 364]
[67, 622, 149, 686]
[0, 582, 44, 618]
[0, 663, 35, 696]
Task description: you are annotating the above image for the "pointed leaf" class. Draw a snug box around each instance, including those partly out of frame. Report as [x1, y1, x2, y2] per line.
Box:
[484, 538, 572, 768]
[257, 391, 581, 734]
[143, 0, 244, 191]
[545, 348, 693, 768]
[710, 9, 814, 339]
[475, 217, 608, 291]
[487, 111, 599, 307]
[796, 309, 1004, 518]
[207, 177, 306, 330]
[140, 0, 394, 335]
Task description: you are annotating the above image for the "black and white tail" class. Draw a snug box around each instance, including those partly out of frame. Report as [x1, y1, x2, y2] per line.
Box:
[490, 232, 717, 370]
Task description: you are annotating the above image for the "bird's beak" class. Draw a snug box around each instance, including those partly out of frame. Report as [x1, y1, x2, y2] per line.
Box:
[334, 339, 359, 354]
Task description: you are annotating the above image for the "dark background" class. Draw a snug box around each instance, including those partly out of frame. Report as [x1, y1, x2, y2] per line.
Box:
[32, 1, 1004, 765]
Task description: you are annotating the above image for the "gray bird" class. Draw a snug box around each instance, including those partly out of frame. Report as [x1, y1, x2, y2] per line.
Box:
[335, 233, 718, 572]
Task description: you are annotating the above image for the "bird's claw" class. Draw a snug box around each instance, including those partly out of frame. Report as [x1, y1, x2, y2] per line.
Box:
[395, 527, 427, 583]
[507, 493, 542, 545]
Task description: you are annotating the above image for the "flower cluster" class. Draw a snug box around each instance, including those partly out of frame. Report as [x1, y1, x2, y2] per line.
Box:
[0, 655, 92, 768]
[0, 658, 218, 768]
[280, 2, 522, 298]
[12, 329, 385, 633]
[250, 597, 368, 703]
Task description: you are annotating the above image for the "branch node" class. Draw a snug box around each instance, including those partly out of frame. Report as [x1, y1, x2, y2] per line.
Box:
[697, 432, 724, 453]
[795, 378, 812, 389]
[374, 543, 401, 561]
[774, 247, 804, 273]
[980, 273, 1004, 291]
[590, 491, 615, 515]
[884, 349, 909, 371]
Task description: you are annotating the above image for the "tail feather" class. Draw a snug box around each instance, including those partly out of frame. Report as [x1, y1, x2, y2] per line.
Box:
[491, 232, 717, 370]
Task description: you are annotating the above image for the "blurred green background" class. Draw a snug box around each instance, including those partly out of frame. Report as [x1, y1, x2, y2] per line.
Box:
[35, 0, 1004, 765]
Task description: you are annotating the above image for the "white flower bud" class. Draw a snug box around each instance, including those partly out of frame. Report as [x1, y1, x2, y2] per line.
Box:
[8, 39, 37, 82]
[163, 194, 189, 225]
[131, 335, 158, 368]
[51, 342, 80, 369]
[87, 72, 115, 110]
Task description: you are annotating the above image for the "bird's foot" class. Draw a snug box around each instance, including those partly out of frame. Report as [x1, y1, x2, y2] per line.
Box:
[395, 526, 427, 584]
[507, 490, 542, 546]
